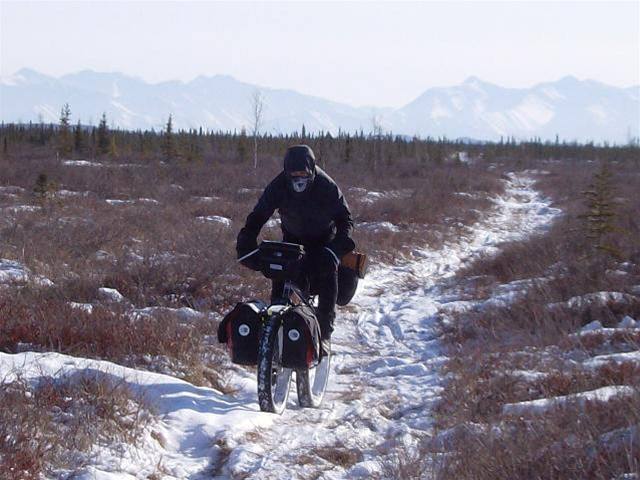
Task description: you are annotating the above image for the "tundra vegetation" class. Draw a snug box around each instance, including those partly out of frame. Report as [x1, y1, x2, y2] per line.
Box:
[0, 118, 638, 477]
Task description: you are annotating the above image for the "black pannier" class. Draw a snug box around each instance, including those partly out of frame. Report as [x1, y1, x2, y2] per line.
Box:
[337, 265, 358, 306]
[217, 300, 266, 365]
[336, 251, 368, 306]
[281, 305, 321, 370]
[258, 241, 304, 281]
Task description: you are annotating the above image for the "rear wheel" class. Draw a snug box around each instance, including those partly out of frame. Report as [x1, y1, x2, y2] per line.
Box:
[257, 317, 292, 414]
[296, 345, 331, 408]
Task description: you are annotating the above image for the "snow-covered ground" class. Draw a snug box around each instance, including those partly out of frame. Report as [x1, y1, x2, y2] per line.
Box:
[0, 172, 560, 478]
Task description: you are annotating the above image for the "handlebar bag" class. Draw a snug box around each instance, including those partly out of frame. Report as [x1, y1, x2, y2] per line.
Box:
[259, 241, 305, 281]
[281, 304, 320, 369]
[217, 300, 266, 365]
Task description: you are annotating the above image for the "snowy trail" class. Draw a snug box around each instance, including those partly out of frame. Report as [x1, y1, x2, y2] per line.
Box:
[221, 172, 561, 478]
[0, 172, 560, 479]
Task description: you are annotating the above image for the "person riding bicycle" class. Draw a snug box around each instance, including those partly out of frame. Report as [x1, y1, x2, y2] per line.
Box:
[236, 145, 355, 352]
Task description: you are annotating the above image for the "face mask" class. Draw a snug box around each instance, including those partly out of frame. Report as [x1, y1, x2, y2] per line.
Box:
[291, 177, 310, 193]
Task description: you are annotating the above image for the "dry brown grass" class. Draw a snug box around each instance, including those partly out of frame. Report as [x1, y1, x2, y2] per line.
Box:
[0, 142, 503, 390]
[425, 158, 640, 479]
[0, 372, 153, 479]
[308, 442, 364, 469]
[0, 291, 233, 391]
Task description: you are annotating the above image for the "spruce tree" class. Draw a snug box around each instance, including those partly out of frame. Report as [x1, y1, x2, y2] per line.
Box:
[580, 164, 620, 259]
[161, 114, 177, 161]
[58, 103, 72, 156]
[74, 119, 83, 154]
[97, 113, 110, 155]
[344, 135, 351, 163]
[33, 173, 50, 199]
[237, 128, 248, 163]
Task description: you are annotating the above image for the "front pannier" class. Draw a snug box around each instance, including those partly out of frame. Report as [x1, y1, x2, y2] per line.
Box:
[281, 305, 320, 369]
[217, 300, 266, 365]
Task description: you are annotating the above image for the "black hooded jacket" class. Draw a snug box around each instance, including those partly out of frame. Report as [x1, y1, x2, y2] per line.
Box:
[237, 145, 355, 258]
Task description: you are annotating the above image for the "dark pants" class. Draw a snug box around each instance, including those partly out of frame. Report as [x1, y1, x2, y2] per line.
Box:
[271, 247, 337, 339]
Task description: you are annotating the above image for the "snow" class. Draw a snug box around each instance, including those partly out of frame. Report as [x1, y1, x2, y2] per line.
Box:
[63, 160, 146, 169]
[69, 302, 94, 314]
[588, 104, 608, 123]
[193, 195, 221, 203]
[430, 100, 452, 120]
[217, 172, 561, 477]
[548, 290, 640, 316]
[581, 320, 604, 333]
[502, 386, 636, 416]
[137, 197, 160, 205]
[0, 258, 53, 286]
[584, 351, 640, 368]
[0, 351, 276, 479]
[350, 188, 412, 205]
[0, 259, 30, 283]
[98, 287, 126, 303]
[358, 221, 400, 233]
[619, 315, 637, 328]
[3, 204, 42, 213]
[133, 306, 206, 322]
[507, 370, 548, 381]
[63, 160, 103, 167]
[0, 172, 561, 477]
[509, 94, 555, 131]
[106, 199, 135, 206]
[238, 188, 260, 195]
[56, 189, 91, 198]
[265, 218, 280, 228]
[0, 185, 26, 194]
[563, 291, 635, 309]
[196, 215, 232, 227]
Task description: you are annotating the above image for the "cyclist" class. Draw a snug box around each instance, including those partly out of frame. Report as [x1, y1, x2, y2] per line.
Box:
[236, 144, 355, 354]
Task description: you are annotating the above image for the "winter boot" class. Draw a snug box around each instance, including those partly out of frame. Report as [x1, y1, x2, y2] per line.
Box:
[316, 308, 335, 357]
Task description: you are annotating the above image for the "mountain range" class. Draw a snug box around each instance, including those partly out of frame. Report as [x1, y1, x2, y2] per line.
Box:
[1, 68, 638, 143]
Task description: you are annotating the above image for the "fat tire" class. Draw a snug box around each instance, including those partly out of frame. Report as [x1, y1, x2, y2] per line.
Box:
[257, 317, 291, 414]
[296, 350, 331, 408]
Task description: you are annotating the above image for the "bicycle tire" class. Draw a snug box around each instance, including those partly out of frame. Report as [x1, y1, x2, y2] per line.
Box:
[257, 316, 292, 414]
[296, 348, 331, 408]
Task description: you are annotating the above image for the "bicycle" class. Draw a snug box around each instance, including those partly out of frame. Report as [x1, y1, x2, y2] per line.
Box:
[241, 240, 331, 414]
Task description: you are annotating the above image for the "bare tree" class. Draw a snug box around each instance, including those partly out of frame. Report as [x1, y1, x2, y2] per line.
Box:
[251, 90, 265, 169]
[371, 112, 384, 171]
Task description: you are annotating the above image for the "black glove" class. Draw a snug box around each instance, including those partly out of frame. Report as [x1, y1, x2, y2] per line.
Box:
[328, 236, 356, 258]
[239, 250, 261, 271]
[236, 233, 261, 271]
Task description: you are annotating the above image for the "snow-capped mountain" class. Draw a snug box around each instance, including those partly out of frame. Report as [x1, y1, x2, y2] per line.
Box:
[1, 68, 638, 143]
[391, 76, 639, 143]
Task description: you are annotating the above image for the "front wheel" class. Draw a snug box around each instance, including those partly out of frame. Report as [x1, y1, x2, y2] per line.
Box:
[257, 316, 292, 414]
[296, 347, 331, 408]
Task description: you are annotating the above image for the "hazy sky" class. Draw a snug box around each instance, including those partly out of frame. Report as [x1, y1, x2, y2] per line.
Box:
[1, 1, 638, 107]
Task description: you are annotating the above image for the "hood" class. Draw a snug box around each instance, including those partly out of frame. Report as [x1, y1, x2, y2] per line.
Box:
[284, 145, 316, 178]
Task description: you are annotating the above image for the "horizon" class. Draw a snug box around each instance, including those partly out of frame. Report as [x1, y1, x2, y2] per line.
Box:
[4, 66, 639, 111]
[2, 64, 638, 145]
[1, 1, 638, 108]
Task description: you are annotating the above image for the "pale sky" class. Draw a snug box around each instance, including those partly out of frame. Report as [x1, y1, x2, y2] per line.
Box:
[1, 1, 638, 107]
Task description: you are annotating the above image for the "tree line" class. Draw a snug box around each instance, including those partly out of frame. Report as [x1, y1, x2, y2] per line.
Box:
[1, 104, 638, 167]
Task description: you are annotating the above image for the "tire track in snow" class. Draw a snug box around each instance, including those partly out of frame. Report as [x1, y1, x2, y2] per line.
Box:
[221, 172, 561, 479]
